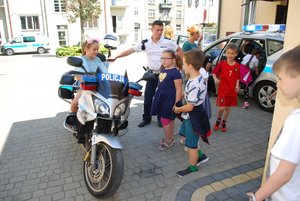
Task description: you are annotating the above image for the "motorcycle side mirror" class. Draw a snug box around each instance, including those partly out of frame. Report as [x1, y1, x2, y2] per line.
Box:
[67, 57, 88, 73]
[141, 72, 157, 81]
[67, 56, 83, 67]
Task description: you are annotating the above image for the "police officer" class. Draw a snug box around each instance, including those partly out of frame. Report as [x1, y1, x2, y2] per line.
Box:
[108, 20, 183, 127]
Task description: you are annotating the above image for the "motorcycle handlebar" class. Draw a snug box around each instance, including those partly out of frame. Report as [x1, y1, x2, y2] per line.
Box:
[68, 70, 85, 76]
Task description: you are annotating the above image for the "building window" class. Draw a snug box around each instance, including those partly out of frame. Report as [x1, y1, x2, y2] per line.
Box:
[134, 7, 138, 16]
[162, 10, 168, 16]
[209, 0, 213, 6]
[202, 0, 206, 6]
[148, 0, 155, 4]
[176, 11, 182, 19]
[176, 0, 182, 6]
[117, 16, 123, 28]
[54, 0, 66, 12]
[134, 29, 139, 43]
[148, 9, 155, 18]
[20, 16, 40, 30]
[84, 17, 99, 29]
[176, 24, 181, 31]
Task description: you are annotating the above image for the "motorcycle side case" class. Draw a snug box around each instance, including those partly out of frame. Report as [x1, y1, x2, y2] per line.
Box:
[58, 72, 75, 99]
[58, 86, 74, 99]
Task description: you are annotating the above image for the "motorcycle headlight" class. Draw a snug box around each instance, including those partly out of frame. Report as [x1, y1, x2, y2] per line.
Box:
[94, 98, 109, 115]
[114, 102, 126, 116]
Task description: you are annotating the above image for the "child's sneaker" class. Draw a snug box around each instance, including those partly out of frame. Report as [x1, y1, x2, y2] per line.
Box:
[221, 120, 227, 132]
[197, 154, 209, 165]
[214, 118, 221, 131]
[177, 167, 198, 177]
[214, 123, 220, 131]
[221, 124, 227, 132]
[243, 101, 250, 109]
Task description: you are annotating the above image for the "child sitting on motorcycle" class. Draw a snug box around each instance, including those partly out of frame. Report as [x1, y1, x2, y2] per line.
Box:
[64, 38, 108, 133]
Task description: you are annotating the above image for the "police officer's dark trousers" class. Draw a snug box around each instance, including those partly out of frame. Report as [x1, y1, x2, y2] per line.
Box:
[143, 74, 160, 123]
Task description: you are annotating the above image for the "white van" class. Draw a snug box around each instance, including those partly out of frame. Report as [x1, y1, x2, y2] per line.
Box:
[0, 34, 50, 56]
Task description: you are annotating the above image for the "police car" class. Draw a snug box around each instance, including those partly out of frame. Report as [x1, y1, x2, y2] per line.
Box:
[1, 34, 50, 56]
[203, 24, 285, 112]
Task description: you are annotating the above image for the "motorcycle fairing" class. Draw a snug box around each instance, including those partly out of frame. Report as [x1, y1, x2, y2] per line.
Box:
[96, 69, 129, 100]
[77, 91, 97, 124]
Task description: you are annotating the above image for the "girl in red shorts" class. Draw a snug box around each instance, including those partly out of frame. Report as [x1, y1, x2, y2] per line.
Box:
[212, 44, 240, 132]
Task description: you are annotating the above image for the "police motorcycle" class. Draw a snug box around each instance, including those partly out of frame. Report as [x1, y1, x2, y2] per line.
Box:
[58, 35, 156, 197]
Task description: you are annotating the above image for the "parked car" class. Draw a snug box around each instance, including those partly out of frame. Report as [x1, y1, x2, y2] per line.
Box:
[1, 34, 50, 56]
[177, 24, 285, 112]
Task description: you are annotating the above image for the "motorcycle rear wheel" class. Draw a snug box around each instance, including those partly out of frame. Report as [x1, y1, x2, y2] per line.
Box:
[83, 142, 124, 197]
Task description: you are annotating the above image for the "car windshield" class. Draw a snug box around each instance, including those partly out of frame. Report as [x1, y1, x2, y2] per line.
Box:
[11, 37, 22, 43]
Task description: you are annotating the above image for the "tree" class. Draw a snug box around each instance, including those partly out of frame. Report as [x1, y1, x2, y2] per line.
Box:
[65, 0, 102, 43]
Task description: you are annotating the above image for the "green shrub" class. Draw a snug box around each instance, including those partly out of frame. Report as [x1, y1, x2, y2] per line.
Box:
[56, 44, 108, 57]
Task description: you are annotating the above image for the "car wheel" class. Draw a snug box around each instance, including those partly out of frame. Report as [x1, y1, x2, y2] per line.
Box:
[37, 47, 46, 54]
[5, 49, 14, 56]
[253, 81, 277, 112]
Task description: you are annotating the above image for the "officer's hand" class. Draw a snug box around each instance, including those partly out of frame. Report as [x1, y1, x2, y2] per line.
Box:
[107, 56, 116, 62]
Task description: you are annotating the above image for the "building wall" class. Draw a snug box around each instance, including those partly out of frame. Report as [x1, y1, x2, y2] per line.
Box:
[218, 0, 243, 37]
[0, 13, 6, 44]
[7, 0, 45, 37]
[256, 1, 277, 24]
[183, 0, 219, 35]
[256, 1, 288, 24]
[131, 0, 145, 44]
[0, 0, 219, 50]
[262, 0, 300, 184]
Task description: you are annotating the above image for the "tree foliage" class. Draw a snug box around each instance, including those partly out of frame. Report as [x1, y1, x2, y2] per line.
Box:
[65, 0, 102, 42]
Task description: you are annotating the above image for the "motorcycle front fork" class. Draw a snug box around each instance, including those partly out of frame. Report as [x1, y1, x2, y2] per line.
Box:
[83, 144, 97, 170]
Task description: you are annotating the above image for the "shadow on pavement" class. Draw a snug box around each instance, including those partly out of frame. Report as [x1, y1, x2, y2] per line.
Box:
[0, 96, 273, 201]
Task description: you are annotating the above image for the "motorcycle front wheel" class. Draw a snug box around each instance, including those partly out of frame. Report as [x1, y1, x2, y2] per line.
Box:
[83, 142, 124, 197]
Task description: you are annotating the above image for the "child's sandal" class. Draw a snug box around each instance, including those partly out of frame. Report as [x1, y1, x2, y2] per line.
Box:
[159, 138, 175, 145]
[158, 141, 174, 151]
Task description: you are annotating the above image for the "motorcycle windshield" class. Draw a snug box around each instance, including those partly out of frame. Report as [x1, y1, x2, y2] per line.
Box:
[96, 61, 128, 100]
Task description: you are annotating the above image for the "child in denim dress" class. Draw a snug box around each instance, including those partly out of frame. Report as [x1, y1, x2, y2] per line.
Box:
[151, 50, 183, 151]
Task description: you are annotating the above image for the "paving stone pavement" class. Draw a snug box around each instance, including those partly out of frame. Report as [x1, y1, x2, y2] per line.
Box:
[0, 94, 272, 201]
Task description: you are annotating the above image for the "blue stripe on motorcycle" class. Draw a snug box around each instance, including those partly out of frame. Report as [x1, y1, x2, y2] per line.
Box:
[60, 86, 73, 91]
